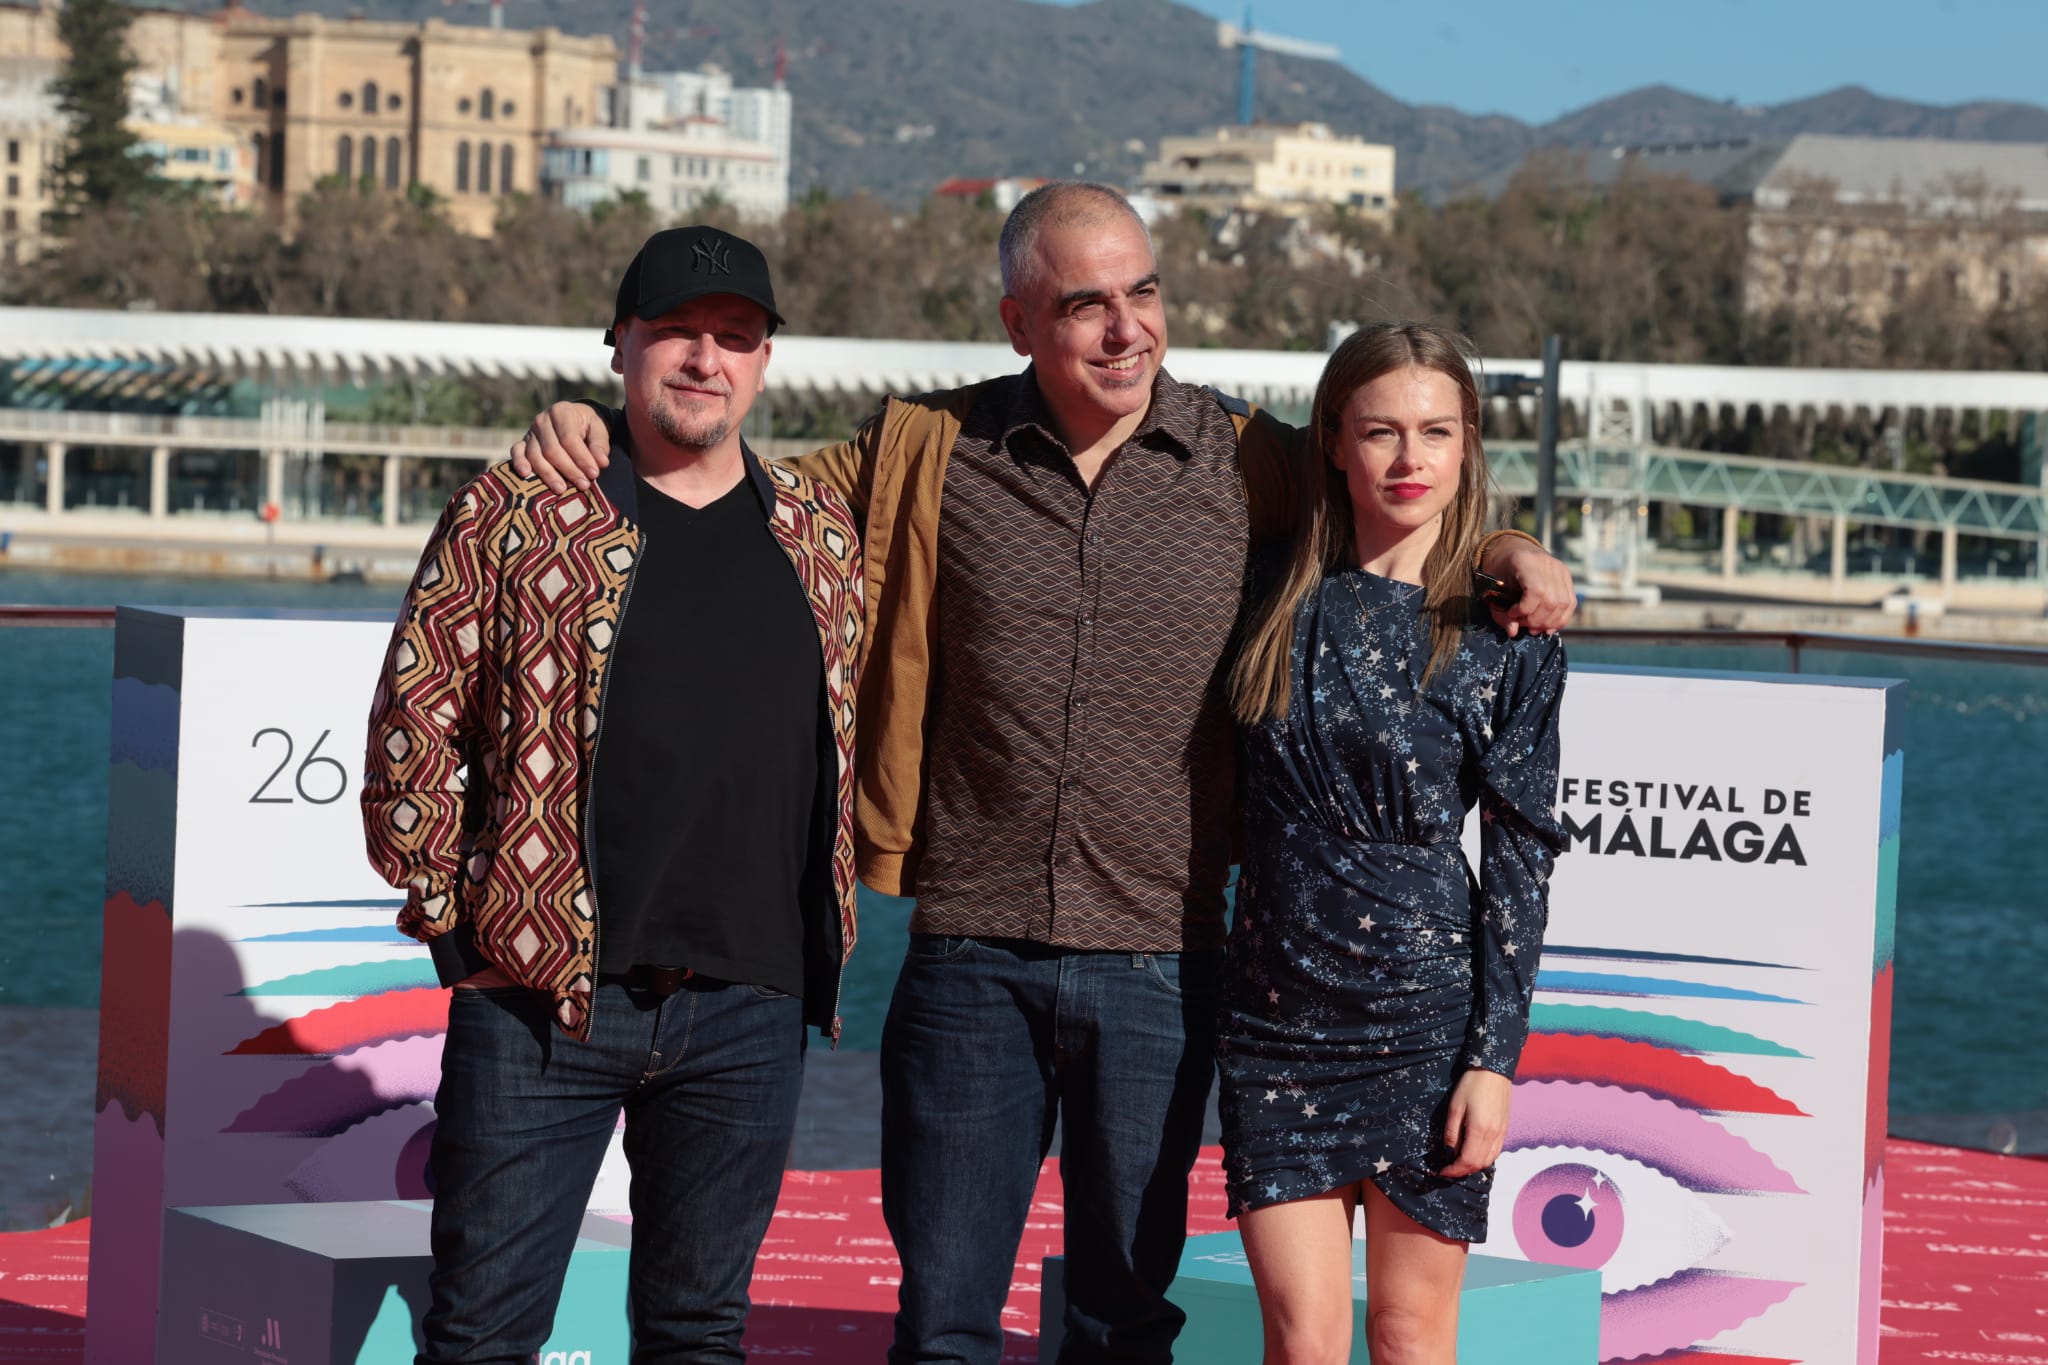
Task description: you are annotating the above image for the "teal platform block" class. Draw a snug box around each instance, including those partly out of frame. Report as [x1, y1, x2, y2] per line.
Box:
[1041, 1230, 1601, 1364]
[157, 1201, 630, 1364]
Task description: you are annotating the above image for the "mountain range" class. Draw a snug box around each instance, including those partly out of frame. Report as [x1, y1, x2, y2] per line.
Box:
[158, 0, 2048, 203]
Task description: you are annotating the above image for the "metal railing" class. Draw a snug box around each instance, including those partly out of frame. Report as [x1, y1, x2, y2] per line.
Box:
[6, 611, 2045, 675]
[0, 606, 120, 627]
[1565, 627, 2048, 673]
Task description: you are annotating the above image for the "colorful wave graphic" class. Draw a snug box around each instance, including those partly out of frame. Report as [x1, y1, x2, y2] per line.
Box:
[1530, 1004, 1806, 1059]
[226, 1033, 444, 1136]
[1536, 970, 1806, 1005]
[96, 891, 173, 1130]
[1518, 1033, 1805, 1117]
[227, 987, 451, 1057]
[237, 959, 442, 997]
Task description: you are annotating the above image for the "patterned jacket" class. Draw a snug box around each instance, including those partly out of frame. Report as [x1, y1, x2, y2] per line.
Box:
[361, 444, 863, 1041]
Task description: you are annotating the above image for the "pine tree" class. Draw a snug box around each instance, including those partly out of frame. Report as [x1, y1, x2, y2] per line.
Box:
[47, 0, 156, 227]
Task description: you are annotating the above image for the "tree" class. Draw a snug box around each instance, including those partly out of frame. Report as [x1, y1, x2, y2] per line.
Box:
[47, 0, 154, 228]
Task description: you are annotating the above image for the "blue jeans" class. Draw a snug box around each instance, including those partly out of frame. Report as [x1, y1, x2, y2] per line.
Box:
[880, 935, 1223, 1365]
[419, 977, 805, 1364]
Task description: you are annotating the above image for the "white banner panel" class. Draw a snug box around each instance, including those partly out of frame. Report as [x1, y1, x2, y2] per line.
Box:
[89, 608, 631, 1365]
[1466, 666, 1900, 1365]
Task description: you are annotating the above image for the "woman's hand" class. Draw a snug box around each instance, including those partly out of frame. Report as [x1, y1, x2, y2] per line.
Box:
[509, 402, 613, 494]
[1440, 1067, 1514, 1178]
[1483, 539, 1577, 637]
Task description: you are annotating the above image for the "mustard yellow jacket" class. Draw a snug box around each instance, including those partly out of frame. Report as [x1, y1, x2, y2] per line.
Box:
[779, 380, 1307, 896]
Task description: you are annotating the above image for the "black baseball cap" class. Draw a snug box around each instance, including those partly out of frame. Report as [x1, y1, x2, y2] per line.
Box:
[604, 225, 785, 346]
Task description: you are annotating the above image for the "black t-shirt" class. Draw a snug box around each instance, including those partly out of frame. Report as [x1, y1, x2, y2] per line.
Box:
[591, 473, 825, 995]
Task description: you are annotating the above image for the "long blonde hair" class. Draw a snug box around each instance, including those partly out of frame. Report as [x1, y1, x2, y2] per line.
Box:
[1229, 322, 1494, 725]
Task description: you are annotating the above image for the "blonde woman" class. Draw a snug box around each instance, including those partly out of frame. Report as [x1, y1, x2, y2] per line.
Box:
[1219, 323, 1568, 1365]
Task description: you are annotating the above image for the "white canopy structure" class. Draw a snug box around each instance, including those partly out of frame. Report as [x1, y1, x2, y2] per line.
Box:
[8, 307, 2048, 418]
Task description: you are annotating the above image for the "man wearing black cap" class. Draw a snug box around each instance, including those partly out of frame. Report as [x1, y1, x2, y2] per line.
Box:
[361, 225, 864, 1362]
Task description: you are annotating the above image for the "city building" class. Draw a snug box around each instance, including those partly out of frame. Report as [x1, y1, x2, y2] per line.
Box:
[543, 64, 791, 222]
[0, 56, 59, 264]
[625, 64, 790, 170]
[0, 2, 620, 238]
[209, 12, 618, 235]
[1740, 135, 2048, 325]
[1483, 134, 2048, 327]
[129, 69, 253, 208]
[1137, 122, 1397, 223]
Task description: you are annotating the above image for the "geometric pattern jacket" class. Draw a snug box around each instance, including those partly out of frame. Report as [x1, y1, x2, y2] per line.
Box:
[361, 441, 864, 1042]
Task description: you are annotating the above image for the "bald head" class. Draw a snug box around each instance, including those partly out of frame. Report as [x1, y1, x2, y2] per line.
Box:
[999, 181, 1154, 300]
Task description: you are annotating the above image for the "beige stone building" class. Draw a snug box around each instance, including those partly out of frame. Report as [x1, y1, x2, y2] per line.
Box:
[212, 10, 617, 234]
[1737, 136, 2048, 328]
[1138, 122, 1397, 224]
[1484, 133, 2048, 334]
[0, 1, 619, 239]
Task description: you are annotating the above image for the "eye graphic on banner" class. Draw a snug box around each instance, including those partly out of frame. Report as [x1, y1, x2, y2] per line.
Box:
[1490, 1078, 1804, 1360]
[1493, 1152, 1728, 1293]
[1477, 946, 1813, 1363]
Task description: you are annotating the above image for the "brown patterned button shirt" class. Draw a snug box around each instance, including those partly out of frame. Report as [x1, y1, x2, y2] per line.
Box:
[912, 369, 1251, 953]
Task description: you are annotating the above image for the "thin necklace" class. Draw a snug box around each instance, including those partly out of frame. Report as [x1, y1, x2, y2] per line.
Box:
[1343, 568, 1423, 628]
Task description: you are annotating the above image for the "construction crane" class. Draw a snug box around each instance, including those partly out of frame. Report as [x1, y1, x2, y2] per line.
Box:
[627, 1, 718, 79]
[1216, 6, 1340, 125]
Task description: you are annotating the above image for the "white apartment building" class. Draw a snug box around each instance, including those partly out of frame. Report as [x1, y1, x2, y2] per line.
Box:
[0, 58, 60, 263]
[544, 63, 791, 222]
[1139, 122, 1397, 225]
[0, 56, 245, 263]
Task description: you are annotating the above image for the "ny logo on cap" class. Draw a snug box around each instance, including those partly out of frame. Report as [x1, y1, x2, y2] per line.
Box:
[692, 238, 733, 276]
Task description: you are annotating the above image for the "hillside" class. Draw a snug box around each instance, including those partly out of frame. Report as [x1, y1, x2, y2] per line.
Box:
[149, 0, 2048, 203]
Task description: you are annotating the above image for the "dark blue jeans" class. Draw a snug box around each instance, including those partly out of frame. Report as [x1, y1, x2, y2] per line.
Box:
[419, 977, 805, 1364]
[880, 935, 1223, 1365]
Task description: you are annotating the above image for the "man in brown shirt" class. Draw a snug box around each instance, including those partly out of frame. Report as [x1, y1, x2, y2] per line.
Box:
[513, 183, 1574, 1365]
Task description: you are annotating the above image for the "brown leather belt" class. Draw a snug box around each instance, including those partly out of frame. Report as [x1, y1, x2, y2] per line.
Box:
[601, 964, 696, 998]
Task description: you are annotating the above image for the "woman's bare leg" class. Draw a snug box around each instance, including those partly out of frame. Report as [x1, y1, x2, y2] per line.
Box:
[1238, 1186, 1362, 1365]
[1359, 1181, 1468, 1365]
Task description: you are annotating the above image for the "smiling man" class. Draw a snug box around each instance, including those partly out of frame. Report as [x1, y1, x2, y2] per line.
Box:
[362, 226, 863, 1363]
[510, 184, 1575, 1365]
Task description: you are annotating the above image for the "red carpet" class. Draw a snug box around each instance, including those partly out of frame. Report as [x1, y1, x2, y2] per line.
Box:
[1876, 1141, 2048, 1363]
[4, 1142, 2042, 1363]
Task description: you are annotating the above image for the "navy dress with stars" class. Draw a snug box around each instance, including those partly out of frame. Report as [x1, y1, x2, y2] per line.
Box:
[1218, 566, 1567, 1241]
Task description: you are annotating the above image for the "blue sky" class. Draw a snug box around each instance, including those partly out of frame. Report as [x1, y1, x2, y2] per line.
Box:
[1040, 0, 2047, 126]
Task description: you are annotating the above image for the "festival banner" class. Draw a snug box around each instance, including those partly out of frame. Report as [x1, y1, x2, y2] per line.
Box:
[1466, 665, 1901, 1364]
[88, 608, 633, 1365]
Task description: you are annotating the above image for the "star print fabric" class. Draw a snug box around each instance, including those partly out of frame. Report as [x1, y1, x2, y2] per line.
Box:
[1218, 566, 1567, 1241]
